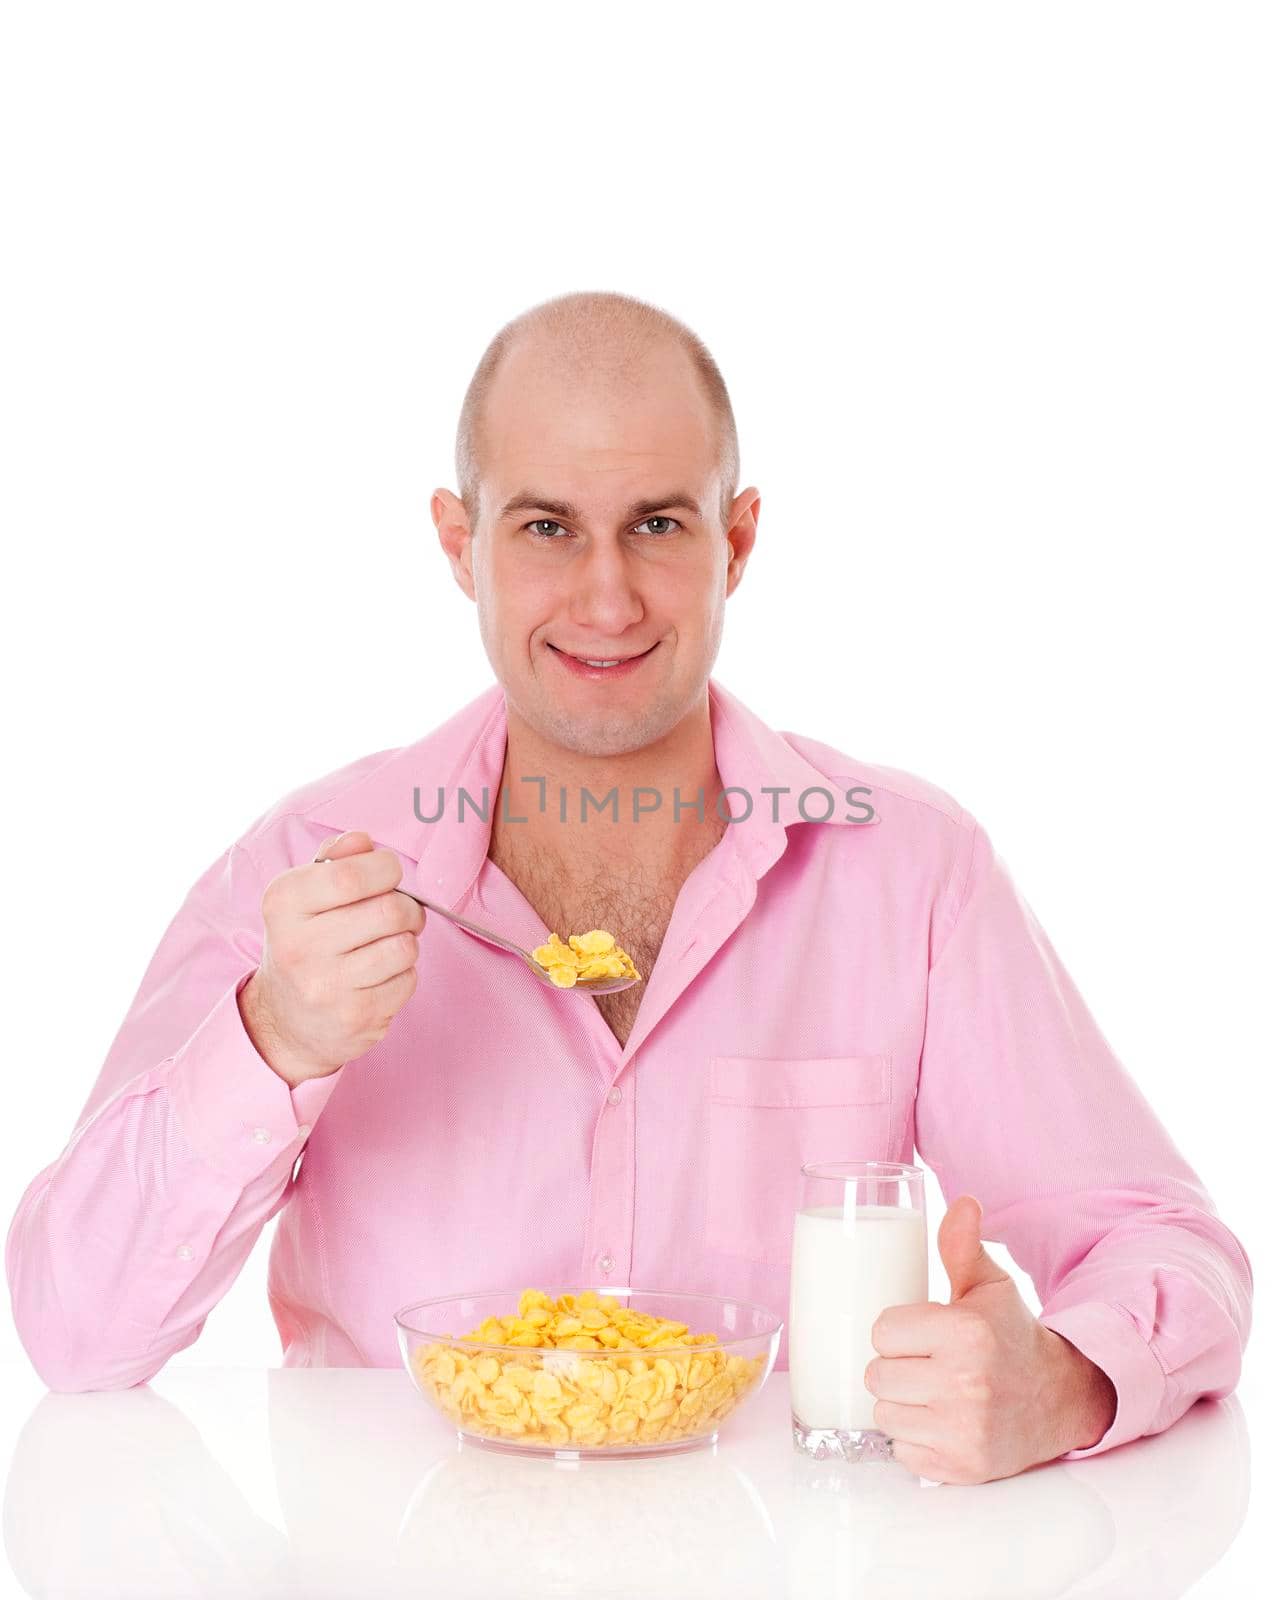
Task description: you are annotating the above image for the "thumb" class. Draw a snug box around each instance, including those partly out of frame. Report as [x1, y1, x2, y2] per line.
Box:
[313, 829, 376, 864]
[938, 1194, 1010, 1301]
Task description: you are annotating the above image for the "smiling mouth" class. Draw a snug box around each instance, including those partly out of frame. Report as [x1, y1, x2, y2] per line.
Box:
[547, 642, 659, 667]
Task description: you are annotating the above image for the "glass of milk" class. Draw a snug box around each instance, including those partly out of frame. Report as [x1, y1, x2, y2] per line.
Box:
[789, 1160, 927, 1463]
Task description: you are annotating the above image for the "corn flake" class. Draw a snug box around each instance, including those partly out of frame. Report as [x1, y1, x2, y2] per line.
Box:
[532, 929, 641, 987]
[413, 1286, 767, 1450]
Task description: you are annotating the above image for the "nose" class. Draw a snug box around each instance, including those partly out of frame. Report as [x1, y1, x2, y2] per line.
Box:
[564, 537, 645, 637]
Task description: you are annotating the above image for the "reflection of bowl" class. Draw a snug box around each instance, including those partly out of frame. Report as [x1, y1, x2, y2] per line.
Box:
[394, 1286, 782, 1459]
[396, 1441, 781, 1596]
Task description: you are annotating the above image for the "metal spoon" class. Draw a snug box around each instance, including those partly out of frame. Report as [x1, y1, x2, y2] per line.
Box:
[397, 887, 641, 995]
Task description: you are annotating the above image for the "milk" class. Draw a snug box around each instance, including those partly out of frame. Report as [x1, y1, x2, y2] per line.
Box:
[789, 1203, 929, 1431]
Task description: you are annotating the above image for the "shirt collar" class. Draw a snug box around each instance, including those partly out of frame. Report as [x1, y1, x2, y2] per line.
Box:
[303, 677, 879, 910]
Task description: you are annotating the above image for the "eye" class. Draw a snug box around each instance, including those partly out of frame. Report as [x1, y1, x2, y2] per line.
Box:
[524, 515, 680, 541]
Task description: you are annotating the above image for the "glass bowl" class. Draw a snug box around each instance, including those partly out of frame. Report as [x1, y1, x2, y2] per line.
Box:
[394, 1285, 782, 1459]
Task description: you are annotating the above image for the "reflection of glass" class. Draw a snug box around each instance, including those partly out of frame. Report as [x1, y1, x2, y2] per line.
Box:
[790, 1160, 927, 1463]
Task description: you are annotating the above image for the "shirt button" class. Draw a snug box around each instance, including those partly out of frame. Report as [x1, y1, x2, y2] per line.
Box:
[176, 1244, 193, 1260]
[251, 1127, 272, 1143]
[297, 1123, 311, 1140]
[606, 1087, 622, 1106]
[598, 1253, 615, 1274]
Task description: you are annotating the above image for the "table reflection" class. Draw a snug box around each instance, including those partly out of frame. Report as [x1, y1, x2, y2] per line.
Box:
[3, 1370, 1249, 1598]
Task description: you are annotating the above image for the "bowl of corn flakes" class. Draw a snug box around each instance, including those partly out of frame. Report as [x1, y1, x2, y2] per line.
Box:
[395, 1286, 782, 1459]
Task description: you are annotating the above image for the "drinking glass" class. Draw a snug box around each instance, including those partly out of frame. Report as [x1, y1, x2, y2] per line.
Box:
[789, 1160, 928, 1462]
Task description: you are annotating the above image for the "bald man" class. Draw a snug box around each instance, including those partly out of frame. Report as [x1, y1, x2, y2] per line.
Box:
[7, 292, 1251, 1487]
[430, 295, 749, 1052]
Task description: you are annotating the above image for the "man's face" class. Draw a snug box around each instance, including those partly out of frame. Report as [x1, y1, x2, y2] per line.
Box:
[436, 336, 757, 758]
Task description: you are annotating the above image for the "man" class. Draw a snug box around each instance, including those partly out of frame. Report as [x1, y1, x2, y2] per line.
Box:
[6, 291, 1252, 1485]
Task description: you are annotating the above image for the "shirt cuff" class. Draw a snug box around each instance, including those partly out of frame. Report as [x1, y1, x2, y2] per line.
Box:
[1038, 1299, 1167, 1460]
[166, 970, 346, 1183]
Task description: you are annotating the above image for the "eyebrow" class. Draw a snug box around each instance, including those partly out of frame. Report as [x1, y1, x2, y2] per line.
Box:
[498, 491, 704, 523]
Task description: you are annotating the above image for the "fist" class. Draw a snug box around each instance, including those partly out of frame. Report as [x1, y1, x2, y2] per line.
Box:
[239, 829, 426, 1085]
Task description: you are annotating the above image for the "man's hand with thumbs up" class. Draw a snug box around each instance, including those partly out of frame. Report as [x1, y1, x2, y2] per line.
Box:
[863, 1194, 1118, 1483]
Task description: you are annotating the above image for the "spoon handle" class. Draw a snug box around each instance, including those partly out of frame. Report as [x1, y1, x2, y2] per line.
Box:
[397, 888, 541, 965]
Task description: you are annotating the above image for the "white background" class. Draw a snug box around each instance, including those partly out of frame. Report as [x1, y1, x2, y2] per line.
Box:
[1, 2, 1275, 1593]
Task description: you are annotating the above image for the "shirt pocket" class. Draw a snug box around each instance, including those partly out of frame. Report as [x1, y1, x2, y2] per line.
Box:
[704, 1054, 892, 1268]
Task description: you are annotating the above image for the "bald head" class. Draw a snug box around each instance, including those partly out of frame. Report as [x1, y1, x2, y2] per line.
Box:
[454, 290, 740, 531]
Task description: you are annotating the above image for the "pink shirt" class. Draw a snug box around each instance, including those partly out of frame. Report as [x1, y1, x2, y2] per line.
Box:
[5, 679, 1252, 1460]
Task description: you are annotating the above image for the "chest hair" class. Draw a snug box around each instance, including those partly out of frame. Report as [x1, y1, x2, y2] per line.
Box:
[490, 822, 725, 1046]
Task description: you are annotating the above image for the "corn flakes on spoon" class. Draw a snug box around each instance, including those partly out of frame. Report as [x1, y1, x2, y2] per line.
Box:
[396, 888, 641, 994]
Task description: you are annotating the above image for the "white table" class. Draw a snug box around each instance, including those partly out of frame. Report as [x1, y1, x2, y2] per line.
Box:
[0, 1365, 1257, 1597]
